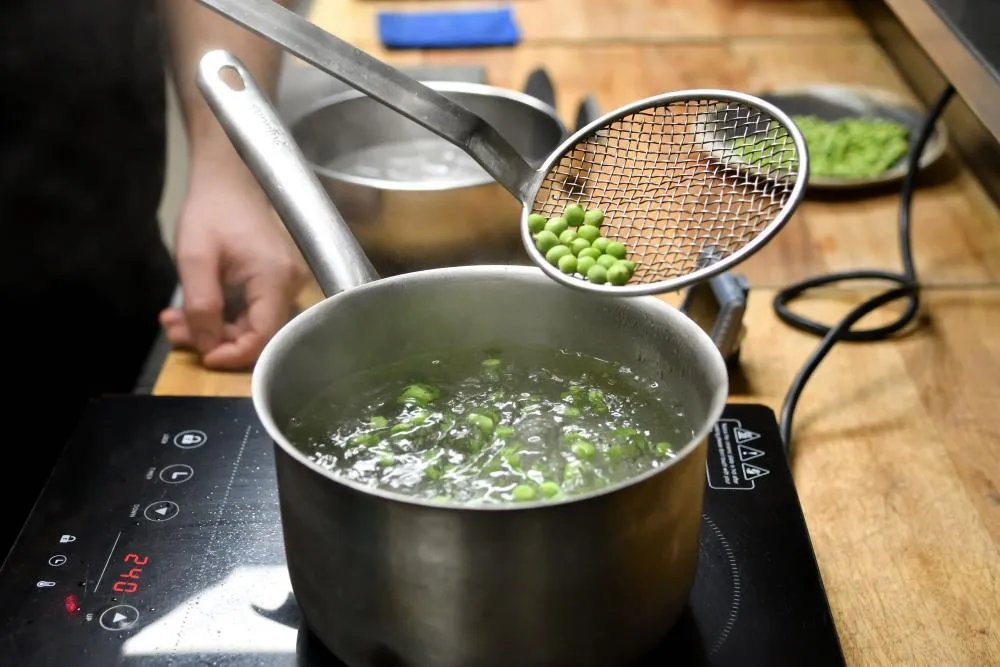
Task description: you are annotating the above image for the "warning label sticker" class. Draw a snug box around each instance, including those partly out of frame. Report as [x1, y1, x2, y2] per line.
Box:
[706, 419, 770, 491]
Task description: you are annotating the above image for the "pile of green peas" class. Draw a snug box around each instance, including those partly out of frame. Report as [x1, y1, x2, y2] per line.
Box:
[528, 203, 637, 286]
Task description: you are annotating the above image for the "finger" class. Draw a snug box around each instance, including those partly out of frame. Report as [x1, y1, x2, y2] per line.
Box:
[202, 275, 289, 370]
[176, 250, 225, 353]
[159, 307, 194, 348]
[158, 307, 185, 327]
[163, 322, 196, 349]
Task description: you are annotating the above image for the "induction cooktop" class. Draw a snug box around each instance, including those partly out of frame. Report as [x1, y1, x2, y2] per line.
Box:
[0, 396, 846, 666]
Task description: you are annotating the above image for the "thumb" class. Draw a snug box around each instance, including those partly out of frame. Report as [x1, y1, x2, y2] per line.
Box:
[177, 250, 225, 354]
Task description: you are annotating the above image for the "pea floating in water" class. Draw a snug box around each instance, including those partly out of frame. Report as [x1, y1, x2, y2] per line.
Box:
[540, 481, 561, 498]
[512, 484, 536, 501]
[467, 413, 494, 433]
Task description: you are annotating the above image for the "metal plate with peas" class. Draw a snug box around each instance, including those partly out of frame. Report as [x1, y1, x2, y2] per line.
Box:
[753, 84, 949, 190]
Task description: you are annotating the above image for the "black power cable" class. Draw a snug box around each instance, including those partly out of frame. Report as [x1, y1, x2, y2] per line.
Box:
[773, 84, 956, 451]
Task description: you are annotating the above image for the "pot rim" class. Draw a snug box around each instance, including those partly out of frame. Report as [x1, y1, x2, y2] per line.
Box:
[252, 265, 729, 512]
[288, 81, 567, 192]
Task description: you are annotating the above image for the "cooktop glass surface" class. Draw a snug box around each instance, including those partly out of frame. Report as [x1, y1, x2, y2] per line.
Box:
[0, 397, 845, 666]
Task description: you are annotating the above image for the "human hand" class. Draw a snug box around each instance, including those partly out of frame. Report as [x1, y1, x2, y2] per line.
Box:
[159, 166, 308, 370]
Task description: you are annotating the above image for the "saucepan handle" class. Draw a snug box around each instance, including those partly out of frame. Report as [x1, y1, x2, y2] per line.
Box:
[196, 49, 379, 298]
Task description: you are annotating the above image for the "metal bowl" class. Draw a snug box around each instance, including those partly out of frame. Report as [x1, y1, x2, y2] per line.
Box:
[290, 81, 567, 263]
[757, 83, 949, 190]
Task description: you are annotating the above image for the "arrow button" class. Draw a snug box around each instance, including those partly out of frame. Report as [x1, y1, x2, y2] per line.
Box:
[99, 604, 140, 631]
[143, 500, 180, 522]
[158, 464, 194, 485]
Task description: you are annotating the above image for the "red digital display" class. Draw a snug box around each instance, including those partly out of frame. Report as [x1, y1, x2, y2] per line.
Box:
[111, 553, 149, 595]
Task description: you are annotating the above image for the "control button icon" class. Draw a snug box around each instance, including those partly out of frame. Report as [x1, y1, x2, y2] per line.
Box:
[59, 534, 76, 544]
[36, 580, 56, 588]
[48, 555, 67, 567]
[158, 464, 194, 485]
[173, 430, 207, 449]
[143, 500, 180, 522]
[99, 604, 140, 631]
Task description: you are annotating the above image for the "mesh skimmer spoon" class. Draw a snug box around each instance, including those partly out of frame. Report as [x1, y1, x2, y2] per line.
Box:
[195, 0, 810, 296]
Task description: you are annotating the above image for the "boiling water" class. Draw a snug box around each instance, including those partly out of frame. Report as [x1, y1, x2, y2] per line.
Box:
[285, 344, 694, 506]
[325, 137, 490, 184]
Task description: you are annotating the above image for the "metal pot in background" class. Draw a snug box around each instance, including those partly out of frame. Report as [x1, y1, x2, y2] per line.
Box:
[289, 81, 567, 265]
[198, 50, 729, 667]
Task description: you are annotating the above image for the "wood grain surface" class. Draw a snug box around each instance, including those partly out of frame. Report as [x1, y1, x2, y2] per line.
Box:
[154, 1, 1000, 664]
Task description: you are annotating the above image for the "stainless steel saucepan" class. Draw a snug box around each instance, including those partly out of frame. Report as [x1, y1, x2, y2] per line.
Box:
[198, 50, 728, 667]
[290, 82, 566, 263]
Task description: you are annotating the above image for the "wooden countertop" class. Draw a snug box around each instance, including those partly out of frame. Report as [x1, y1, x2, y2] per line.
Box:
[154, 1, 1000, 664]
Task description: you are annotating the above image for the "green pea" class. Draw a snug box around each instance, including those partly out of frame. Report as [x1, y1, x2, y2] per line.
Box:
[512, 484, 536, 501]
[369, 415, 389, 429]
[351, 433, 378, 446]
[534, 230, 559, 254]
[618, 259, 637, 276]
[399, 383, 438, 406]
[563, 406, 581, 417]
[584, 208, 604, 227]
[502, 447, 522, 468]
[558, 229, 578, 245]
[495, 425, 515, 438]
[467, 413, 494, 433]
[606, 241, 627, 259]
[545, 244, 573, 265]
[655, 442, 673, 456]
[540, 481, 561, 498]
[588, 388, 609, 412]
[576, 255, 597, 275]
[572, 441, 596, 459]
[557, 254, 578, 274]
[390, 422, 411, 434]
[576, 224, 600, 243]
[578, 247, 601, 260]
[431, 495, 450, 503]
[563, 203, 585, 227]
[527, 213, 547, 234]
[597, 254, 618, 269]
[378, 455, 395, 467]
[586, 264, 608, 284]
[607, 263, 630, 286]
[592, 237, 610, 253]
[570, 238, 592, 255]
[482, 357, 501, 370]
[544, 217, 569, 235]
[425, 465, 442, 481]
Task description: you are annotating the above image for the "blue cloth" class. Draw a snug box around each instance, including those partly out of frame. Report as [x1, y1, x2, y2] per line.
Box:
[377, 6, 521, 50]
